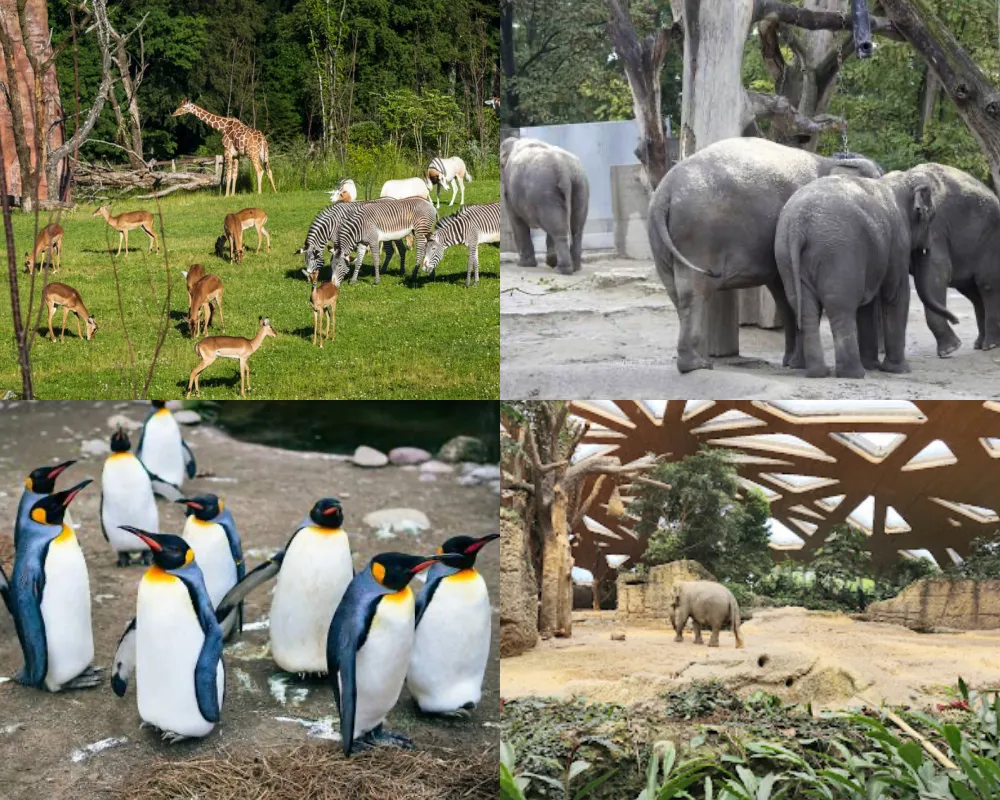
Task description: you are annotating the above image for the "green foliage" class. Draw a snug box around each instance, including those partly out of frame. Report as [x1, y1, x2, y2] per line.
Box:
[951, 532, 1000, 580]
[810, 525, 873, 588]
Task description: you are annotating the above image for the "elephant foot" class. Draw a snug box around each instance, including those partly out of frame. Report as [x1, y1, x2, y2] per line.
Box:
[879, 359, 910, 374]
[556, 265, 574, 276]
[834, 364, 866, 379]
[546, 254, 558, 268]
[783, 353, 805, 369]
[937, 335, 962, 358]
[861, 357, 881, 371]
[707, 641, 720, 648]
[693, 637, 705, 645]
[572, 262, 582, 274]
[673, 634, 683, 643]
[805, 364, 831, 379]
[677, 354, 713, 374]
[516, 257, 538, 268]
[982, 338, 1000, 351]
[974, 336, 984, 351]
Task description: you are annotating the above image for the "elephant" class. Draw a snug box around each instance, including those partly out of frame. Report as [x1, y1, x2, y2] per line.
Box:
[647, 137, 882, 374]
[905, 163, 1000, 356]
[500, 137, 590, 274]
[671, 581, 743, 649]
[774, 169, 958, 378]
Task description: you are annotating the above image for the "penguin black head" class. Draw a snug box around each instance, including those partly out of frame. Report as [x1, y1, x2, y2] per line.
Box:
[309, 497, 344, 529]
[110, 427, 131, 453]
[436, 533, 500, 569]
[369, 552, 452, 592]
[29, 479, 92, 526]
[151, 400, 166, 409]
[176, 494, 222, 520]
[120, 527, 194, 571]
[25, 459, 76, 493]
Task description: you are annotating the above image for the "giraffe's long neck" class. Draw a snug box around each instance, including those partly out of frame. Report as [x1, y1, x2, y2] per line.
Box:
[188, 104, 231, 132]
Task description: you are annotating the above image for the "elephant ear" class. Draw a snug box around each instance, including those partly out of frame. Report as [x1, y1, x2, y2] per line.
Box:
[913, 183, 935, 223]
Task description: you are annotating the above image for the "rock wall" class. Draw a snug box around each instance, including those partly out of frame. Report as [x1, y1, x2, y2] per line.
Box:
[500, 505, 539, 657]
[616, 560, 715, 621]
[867, 578, 1000, 631]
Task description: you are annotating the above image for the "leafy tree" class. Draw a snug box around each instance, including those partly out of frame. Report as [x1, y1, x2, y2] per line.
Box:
[952, 531, 1000, 580]
[810, 524, 873, 591]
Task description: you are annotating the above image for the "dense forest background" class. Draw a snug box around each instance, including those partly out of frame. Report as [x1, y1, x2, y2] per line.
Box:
[504, 0, 1000, 184]
[49, 0, 500, 177]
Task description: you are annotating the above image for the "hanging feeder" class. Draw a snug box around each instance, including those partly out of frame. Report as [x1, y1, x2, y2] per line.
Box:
[607, 484, 626, 517]
[851, 0, 874, 59]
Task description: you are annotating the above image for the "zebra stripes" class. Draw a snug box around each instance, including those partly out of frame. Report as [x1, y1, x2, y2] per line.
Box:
[421, 202, 499, 287]
[298, 203, 357, 274]
[332, 197, 438, 285]
[425, 156, 472, 207]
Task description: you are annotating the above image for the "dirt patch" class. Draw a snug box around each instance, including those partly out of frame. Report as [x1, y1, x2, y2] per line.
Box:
[501, 607, 1000, 710]
[0, 402, 499, 799]
[501, 256, 1000, 399]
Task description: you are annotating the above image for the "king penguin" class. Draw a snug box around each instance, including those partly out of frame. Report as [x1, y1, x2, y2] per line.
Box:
[14, 459, 76, 550]
[177, 494, 244, 635]
[406, 533, 499, 716]
[327, 551, 459, 755]
[136, 401, 196, 499]
[100, 428, 157, 567]
[110, 527, 224, 742]
[8, 481, 102, 692]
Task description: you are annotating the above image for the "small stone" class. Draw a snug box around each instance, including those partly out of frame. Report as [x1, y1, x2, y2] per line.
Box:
[80, 439, 110, 457]
[107, 414, 142, 432]
[353, 445, 389, 468]
[420, 459, 454, 474]
[490, 480, 502, 494]
[419, 473, 437, 483]
[172, 409, 202, 425]
[611, 631, 626, 642]
[362, 508, 430, 536]
[437, 435, 488, 464]
[388, 446, 432, 465]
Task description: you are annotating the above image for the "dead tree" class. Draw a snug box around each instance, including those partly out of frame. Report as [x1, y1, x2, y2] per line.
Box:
[106, 12, 149, 169]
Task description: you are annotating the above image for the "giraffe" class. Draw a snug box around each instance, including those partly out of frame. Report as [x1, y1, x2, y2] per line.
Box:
[172, 99, 277, 196]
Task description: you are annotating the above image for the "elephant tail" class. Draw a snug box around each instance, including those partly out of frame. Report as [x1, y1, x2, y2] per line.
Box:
[913, 249, 960, 325]
[786, 227, 804, 330]
[652, 198, 721, 279]
[730, 593, 744, 649]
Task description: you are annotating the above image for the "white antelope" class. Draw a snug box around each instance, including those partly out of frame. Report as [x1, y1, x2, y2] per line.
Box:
[379, 177, 430, 202]
[302, 267, 340, 348]
[93, 205, 159, 256]
[425, 156, 472, 207]
[187, 317, 276, 399]
[188, 273, 224, 338]
[24, 223, 64, 274]
[328, 178, 358, 204]
[43, 283, 98, 342]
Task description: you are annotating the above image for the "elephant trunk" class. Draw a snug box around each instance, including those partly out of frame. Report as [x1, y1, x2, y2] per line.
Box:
[913, 248, 960, 325]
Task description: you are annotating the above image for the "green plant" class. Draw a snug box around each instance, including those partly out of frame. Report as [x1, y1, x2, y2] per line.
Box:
[635, 741, 716, 800]
[501, 741, 529, 800]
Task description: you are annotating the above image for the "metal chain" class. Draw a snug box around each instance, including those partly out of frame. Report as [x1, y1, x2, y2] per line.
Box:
[837, 28, 849, 154]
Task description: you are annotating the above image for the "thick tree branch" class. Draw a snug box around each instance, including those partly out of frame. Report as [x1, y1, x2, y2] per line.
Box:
[571, 475, 607, 531]
[753, 0, 902, 40]
[745, 90, 846, 137]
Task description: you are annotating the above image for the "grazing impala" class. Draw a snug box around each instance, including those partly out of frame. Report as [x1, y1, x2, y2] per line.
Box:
[24, 223, 64, 274]
[187, 317, 276, 398]
[93, 205, 159, 256]
[43, 283, 98, 342]
[232, 207, 271, 254]
[188, 273, 224, 337]
[302, 267, 339, 348]
[181, 264, 207, 305]
[222, 213, 244, 264]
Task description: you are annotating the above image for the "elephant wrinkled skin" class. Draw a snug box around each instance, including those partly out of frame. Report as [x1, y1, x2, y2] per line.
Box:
[671, 580, 744, 649]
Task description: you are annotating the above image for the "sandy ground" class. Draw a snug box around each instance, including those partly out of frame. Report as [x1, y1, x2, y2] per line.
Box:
[0, 402, 499, 799]
[501, 255, 1000, 399]
[500, 608, 1000, 711]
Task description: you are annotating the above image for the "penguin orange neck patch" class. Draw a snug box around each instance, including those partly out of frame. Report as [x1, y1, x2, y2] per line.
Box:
[309, 525, 343, 537]
[382, 586, 413, 605]
[144, 565, 176, 584]
[446, 568, 480, 583]
[107, 452, 132, 462]
[53, 525, 74, 545]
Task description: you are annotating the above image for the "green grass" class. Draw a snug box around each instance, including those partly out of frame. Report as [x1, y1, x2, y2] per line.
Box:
[0, 182, 499, 399]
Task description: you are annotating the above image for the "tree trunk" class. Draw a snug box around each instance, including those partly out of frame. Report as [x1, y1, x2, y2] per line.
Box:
[881, 0, 1000, 190]
[538, 487, 575, 638]
[499, 0, 518, 126]
[676, 0, 755, 356]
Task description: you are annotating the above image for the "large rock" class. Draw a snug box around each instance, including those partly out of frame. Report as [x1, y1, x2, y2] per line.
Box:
[867, 578, 1000, 631]
[616, 560, 715, 621]
[388, 447, 432, 465]
[438, 435, 488, 464]
[353, 445, 389, 468]
[500, 507, 539, 657]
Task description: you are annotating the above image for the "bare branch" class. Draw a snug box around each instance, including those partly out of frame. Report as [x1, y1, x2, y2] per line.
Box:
[571, 475, 607, 530]
[753, 0, 901, 39]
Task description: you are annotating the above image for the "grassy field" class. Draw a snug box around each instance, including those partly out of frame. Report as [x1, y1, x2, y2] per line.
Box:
[0, 182, 499, 399]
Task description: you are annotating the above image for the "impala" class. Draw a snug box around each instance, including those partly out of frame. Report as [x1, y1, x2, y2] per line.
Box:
[181, 264, 207, 306]
[43, 283, 98, 342]
[24, 223, 63, 274]
[222, 213, 244, 264]
[93, 205, 159, 256]
[303, 267, 339, 348]
[187, 317, 276, 399]
[188, 272, 224, 338]
[231, 207, 271, 254]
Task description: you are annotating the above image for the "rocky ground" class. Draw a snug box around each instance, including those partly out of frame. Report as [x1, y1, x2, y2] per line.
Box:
[0, 402, 499, 799]
[501, 254, 1000, 399]
[501, 608, 1000, 710]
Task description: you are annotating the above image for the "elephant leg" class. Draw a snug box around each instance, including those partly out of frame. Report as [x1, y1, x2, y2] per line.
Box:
[707, 626, 721, 647]
[799, 291, 829, 378]
[978, 283, 1000, 351]
[673, 613, 686, 642]
[857, 300, 880, 371]
[880, 276, 911, 373]
[828, 306, 865, 379]
[767, 277, 801, 368]
[921, 251, 961, 357]
[955, 284, 985, 350]
[509, 213, 537, 268]
[692, 620, 704, 644]
[570, 181, 589, 273]
[674, 277, 713, 374]
[545, 233, 557, 268]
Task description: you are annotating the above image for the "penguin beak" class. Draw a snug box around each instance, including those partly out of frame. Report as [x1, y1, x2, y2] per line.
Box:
[53, 479, 92, 508]
[464, 533, 500, 555]
[120, 526, 162, 551]
[322, 505, 341, 516]
[176, 498, 204, 511]
[434, 553, 466, 569]
[408, 558, 440, 575]
[47, 459, 77, 479]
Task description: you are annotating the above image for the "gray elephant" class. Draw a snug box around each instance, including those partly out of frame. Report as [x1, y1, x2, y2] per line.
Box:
[775, 169, 958, 378]
[905, 163, 1000, 355]
[647, 137, 881, 373]
[671, 581, 743, 649]
[500, 137, 589, 274]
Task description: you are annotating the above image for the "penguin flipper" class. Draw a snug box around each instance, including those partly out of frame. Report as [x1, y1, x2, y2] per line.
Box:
[0, 562, 10, 615]
[98, 493, 109, 543]
[178, 571, 224, 724]
[217, 509, 245, 582]
[182, 439, 197, 479]
[14, 553, 49, 687]
[111, 618, 137, 697]
[214, 556, 281, 624]
[327, 587, 381, 756]
[147, 474, 183, 502]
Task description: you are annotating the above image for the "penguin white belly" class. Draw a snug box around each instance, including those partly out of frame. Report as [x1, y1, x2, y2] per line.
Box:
[407, 570, 491, 712]
[40, 529, 94, 691]
[139, 412, 185, 487]
[101, 455, 156, 553]
[181, 519, 237, 608]
[136, 571, 223, 738]
[270, 527, 353, 674]
[350, 589, 415, 738]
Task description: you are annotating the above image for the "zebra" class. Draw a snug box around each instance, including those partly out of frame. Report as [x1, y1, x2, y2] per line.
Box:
[424, 156, 472, 208]
[296, 202, 403, 277]
[332, 197, 437, 285]
[421, 202, 499, 287]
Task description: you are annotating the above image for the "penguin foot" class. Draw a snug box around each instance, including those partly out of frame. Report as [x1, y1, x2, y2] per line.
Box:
[364, 726, 414, 750]
[13, 669, 34, 687]
[416, 704, 473, 720]
[62, 666, 103, 690]
[161, 730, 191, 744]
